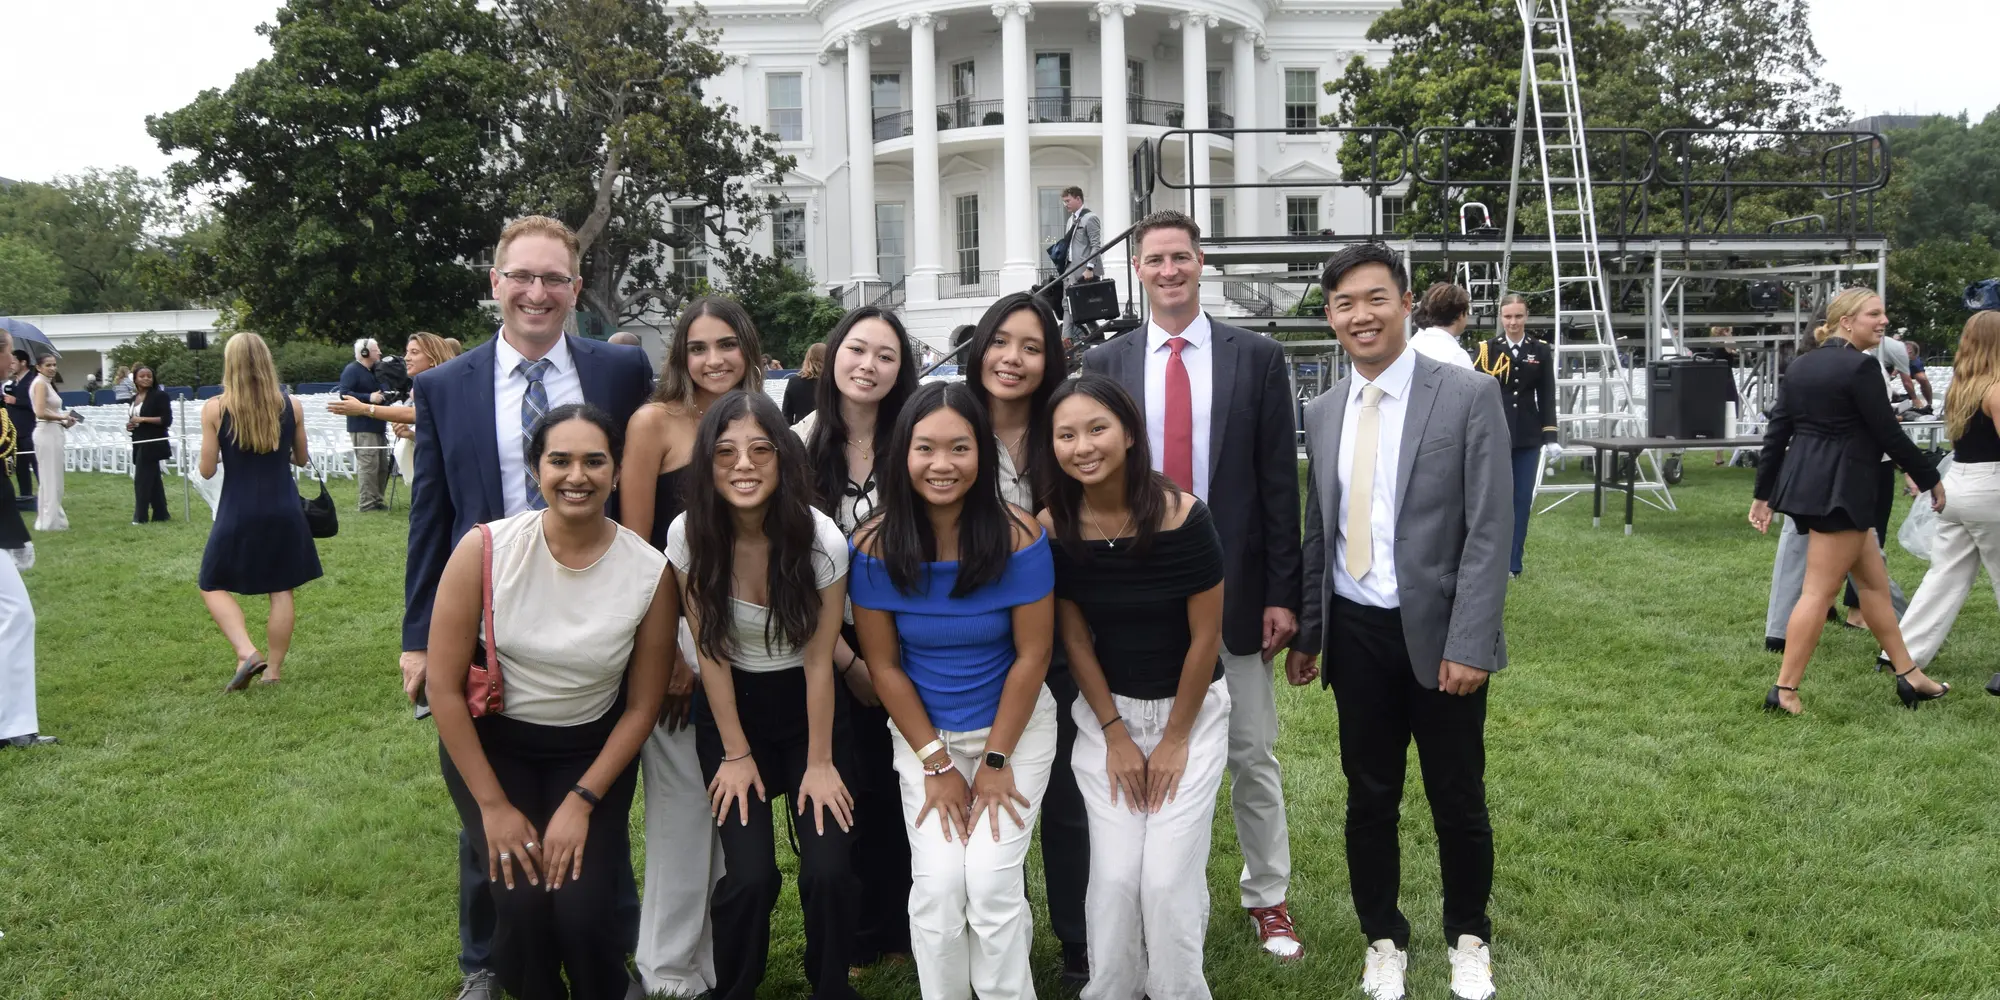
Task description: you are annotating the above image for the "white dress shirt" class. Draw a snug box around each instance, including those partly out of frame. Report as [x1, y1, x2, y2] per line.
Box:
[1143, 313, 1214, 502]
[494, 331, 585, 515]
[1333, 346, 1416, 609]
[1410, 326, 1474, 369]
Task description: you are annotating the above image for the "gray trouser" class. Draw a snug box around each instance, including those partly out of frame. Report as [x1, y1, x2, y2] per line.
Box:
[1764, 513, 1907, 640]
[352, 432, 388, 510]
[1220, 648, 1291, 909]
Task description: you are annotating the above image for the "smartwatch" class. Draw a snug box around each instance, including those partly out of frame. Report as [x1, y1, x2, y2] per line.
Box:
[983, 750, 1009, 771]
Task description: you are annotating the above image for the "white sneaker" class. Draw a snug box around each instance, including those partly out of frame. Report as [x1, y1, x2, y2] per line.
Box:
[1447, 934, 1497, 1000]
[1358, 939, 1407, 1000]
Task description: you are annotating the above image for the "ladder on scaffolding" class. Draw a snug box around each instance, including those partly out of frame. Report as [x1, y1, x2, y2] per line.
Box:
[1503, 0, 1671, 510]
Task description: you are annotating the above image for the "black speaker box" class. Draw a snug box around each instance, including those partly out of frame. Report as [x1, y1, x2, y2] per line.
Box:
[187, 330, 210, 351]
[1065, 279, 1121, 323]
[1647, 359, 1733, 439]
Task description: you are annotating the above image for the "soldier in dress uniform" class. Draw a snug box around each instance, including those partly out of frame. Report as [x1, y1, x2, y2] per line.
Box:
[1473, 295, 1560, 578]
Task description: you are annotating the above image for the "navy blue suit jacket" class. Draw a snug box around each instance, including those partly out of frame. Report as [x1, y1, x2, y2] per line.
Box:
[401, 334, 654, 651]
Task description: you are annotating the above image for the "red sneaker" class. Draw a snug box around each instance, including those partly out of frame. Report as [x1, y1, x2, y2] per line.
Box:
[1248, 901, 1305, 961]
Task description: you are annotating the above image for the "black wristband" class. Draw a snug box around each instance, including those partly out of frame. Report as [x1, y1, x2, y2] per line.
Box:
[570, 784, 601, 807]
[1100, 714, 1123, 732]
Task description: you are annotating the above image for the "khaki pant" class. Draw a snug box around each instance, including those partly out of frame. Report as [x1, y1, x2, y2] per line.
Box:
[352, 431, 388, 510]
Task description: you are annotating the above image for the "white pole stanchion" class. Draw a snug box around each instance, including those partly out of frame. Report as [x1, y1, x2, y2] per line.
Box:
[178, 395, 192, 521]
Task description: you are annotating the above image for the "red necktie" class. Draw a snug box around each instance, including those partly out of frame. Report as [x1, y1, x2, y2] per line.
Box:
[1164, 336, 1194, 492]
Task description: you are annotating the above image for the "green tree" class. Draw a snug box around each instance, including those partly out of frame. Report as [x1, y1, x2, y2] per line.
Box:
[499, 0, 796, 332]
[1591, 0, 1844, 134]
[0, 236, 70, 314]
[146, 0, 520, 343]
[1883, 111, 2000, 249]
[0, 168, 190, 312]
[1887, 236, 2000, 347]
[735, 264, 846, 366]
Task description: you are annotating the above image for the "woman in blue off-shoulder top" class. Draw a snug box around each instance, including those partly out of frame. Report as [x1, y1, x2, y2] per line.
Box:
[849, 381, 1056, 1000]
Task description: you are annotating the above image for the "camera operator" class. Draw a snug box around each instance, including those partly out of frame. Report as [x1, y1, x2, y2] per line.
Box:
[335, 338, 393, 511]
[329, 333, 461, 493]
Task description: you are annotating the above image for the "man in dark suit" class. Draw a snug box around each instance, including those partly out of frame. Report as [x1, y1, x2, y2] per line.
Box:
[1472, 296, 1559, 577]
[1289, 242, 1510, 1000]
[1082, 209, 1305, 961]
[401, 215, 654, 1000]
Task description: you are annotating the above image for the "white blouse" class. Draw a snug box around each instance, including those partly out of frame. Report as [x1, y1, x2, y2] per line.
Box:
[665, 507, 849, 672]
[487, 511, 668, 727]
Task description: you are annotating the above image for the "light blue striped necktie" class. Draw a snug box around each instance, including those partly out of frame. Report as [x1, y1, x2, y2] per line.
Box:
[518, 358, 553, 510]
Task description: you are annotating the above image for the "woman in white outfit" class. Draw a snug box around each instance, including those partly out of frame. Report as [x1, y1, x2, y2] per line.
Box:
[1892, 311, 2000, 696]
[1039, 373, 1230, 1000]
[30, 354, 76, 531]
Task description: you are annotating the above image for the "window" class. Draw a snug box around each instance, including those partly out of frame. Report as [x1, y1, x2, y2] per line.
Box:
[875, 203, 906, 283]
[774, 205, 806, 264]
[1207, 67, 1226, 122]
[951, 60, 976, 126]
[1284, 69, 1318, 132]
[672, 206, 708, 282]
[1039, 188, 1068, 278]
[1286, 196, 1321, 236]
[1210, 196, 1228, 240]
[1379, 195, 1406, 234]
[767, 73, 803, 141]
[1034, 52, 1072, 120]
[955, 194, 981, 283]
[872, 73, 902, 120]
[1126, 59, 1146, 120]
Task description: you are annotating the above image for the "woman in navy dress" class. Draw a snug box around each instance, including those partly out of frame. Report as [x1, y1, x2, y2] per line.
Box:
[198, 332, 322, 691]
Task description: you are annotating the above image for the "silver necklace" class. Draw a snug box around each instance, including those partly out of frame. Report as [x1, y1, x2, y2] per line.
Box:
[1082, 502, 1134, 548]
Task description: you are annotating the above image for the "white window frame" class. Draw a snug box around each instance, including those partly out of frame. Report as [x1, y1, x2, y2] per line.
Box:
[773, 203, 808, 266]
[765, 69, 808, 145]
[1209, 195, 1228, 240]
[953, 193, 982, 285]
[875, 202, 907, 283]
[672, 204, 709, 282]
[1206, 65, 1228, 120]
[1282, 67, 1319, 133]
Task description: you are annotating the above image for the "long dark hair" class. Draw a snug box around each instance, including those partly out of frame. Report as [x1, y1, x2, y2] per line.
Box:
[866, 381, 1015, 598]
[963, 292, 1068, 509]
[805, 306, 920, 515]
[654, 295, 766, 406]
[1039, 373, 1175, 558]
[680, 391, 821, 662]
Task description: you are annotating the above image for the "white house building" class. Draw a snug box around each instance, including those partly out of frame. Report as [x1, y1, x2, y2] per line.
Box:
[672, 0, 1397, 345]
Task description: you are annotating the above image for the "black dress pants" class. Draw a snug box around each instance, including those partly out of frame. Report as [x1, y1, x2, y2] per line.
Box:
[696, 668, 863, 1000]
[1327, 597, 1494, 948]
[842, 625, 913, 963]
[10, 415, 35, 498]
[1036, 668, 1090, 947]
[440, 704, 641, 1000]
[132, 442, 169, 522]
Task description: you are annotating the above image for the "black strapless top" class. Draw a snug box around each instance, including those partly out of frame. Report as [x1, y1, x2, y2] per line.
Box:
[648, 465, 692, 551]
[1956, 409, 2000, 465]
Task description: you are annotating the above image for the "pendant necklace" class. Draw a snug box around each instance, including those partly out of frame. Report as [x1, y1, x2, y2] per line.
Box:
[1083, 502, 1134, 548]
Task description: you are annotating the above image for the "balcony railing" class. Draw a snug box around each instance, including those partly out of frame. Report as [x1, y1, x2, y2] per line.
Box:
[942, 269, 999, 298]
[872, 98, 1230, 140]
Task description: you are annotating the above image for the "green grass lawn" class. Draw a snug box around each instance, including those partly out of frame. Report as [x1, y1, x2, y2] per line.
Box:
[5, 461, 2000, 999]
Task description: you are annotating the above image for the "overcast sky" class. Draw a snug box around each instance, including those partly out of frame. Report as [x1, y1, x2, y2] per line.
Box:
[1, 0, 1994, 184]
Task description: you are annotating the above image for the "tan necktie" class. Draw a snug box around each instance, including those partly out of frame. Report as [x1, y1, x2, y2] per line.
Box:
[1346, 384, 1385, 581]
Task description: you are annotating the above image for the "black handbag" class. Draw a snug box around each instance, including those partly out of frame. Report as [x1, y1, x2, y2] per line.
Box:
[301, 474, 339, 538]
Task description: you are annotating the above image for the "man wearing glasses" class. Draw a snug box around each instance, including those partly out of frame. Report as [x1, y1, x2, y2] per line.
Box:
[401, 215, 658, 1000]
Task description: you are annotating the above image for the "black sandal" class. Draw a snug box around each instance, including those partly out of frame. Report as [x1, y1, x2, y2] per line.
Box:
[223, 653, 267, 693]
[1763, 684, 1800, 714]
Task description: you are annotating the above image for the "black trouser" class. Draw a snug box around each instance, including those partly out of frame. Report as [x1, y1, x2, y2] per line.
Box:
[842, 626, 913, 963]
[696, 668, 863, 1000]
[9, 415, 34, 498]
[1036, 668, 1089, 947]
[133, 441, 169, 522]
[1844, 462, 1896, 610]
[1327, 597, 1493, 948]
[440, 703, 641, 1000]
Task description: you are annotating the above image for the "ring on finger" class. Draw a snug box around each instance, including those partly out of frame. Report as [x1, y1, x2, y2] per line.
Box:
[499, 852, 512, 860]
[524, 842, 537, 851]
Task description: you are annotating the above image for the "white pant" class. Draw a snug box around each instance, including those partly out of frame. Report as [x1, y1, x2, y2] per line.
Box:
[636, 622, 724, 997]
[1072, 680, 1231, 1000]
[1220, 649, 1290, 908]
[893, 686, 1059, 1000]
[1902, 462, 2000, 667]
[33, 423, 66, 532]
[0, 551, 38, 740]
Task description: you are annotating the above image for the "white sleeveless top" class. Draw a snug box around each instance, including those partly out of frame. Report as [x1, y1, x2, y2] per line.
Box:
[665, 507, 849, 672]
[488, 510, 668, 726]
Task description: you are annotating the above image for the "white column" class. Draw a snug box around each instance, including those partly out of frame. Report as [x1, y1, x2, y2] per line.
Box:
[1231, 29, 1261, 240]
[996, 2, 1036, 291]
[904, 14, 942, 302]
[845, 31, 880, 283]
[1095, 2, 1133, 279]
[1176, 13, 1213, 217]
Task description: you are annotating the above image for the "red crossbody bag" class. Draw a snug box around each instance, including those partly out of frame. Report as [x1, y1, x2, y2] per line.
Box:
[464, 522, 505, 717]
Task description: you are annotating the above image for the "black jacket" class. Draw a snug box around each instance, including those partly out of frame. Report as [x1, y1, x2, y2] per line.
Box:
[1473, 335, 1559, 447]
[130, 389, 175, 460]
[1754, 337, 1938, 527]
[781, 375, 818, 426]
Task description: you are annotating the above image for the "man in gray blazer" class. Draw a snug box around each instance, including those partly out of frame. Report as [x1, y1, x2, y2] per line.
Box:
[1082, 209, 1305, 961]
[1287, 243, 1509, 1000]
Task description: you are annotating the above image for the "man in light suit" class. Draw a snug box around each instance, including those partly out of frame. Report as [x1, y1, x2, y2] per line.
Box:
[1287, 243, 1509, 1000]
[1082, 209, 1306, 961]
[401, 215, 658, 1000]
